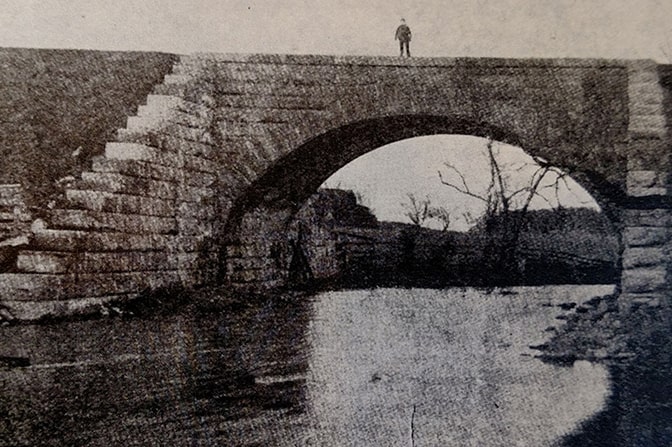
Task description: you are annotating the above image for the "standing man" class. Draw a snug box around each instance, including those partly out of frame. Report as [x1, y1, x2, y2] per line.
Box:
[395, 18, 412, 57]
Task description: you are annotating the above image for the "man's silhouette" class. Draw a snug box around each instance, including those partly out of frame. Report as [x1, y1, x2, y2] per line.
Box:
[395, 18, 412, 57]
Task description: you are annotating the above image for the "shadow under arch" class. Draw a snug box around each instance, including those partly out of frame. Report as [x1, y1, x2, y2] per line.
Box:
[222, 114, 624, 288]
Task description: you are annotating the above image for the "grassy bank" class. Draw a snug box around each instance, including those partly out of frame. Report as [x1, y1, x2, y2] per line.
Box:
[0, 48, 177, 208]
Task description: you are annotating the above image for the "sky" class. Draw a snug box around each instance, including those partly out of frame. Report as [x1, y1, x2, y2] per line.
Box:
[322, 136, 598, 231]
[1, 0, 672, 61]
[1, 1, 666, 228]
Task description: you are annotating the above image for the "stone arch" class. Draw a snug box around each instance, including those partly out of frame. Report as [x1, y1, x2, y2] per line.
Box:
[223, 114, 623, 289]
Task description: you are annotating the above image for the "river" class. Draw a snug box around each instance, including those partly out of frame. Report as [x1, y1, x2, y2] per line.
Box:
[0, 285, 614, 446]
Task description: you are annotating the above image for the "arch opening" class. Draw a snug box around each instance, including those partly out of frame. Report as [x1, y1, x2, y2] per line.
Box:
[222, 116, 622, 291]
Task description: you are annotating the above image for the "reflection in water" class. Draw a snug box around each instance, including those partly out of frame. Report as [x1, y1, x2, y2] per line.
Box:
[0, 298, 314, 447]
[305, 287, 611, 446]
[0, 285, 612, 446]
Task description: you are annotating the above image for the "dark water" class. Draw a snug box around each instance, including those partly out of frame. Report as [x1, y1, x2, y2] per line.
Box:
[0, 285, 614, 446]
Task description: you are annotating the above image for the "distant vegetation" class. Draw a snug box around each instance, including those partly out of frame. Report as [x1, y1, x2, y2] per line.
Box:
[336, 207, 619, 288]
[0, 48, 177, 207]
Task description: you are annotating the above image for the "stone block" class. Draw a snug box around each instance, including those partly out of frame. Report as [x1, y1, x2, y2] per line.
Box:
[627, 186, 668, 197]
[623, 209, 672, 227]
[217, 121, 284, 137]
[16, 252, 70, 273]
[627, 170, 658, 188]
[0, 184, 22, 199]
[624, 227, 669, 246]
[629, 115, 667, 139]
[152, 82, 192, 97]
[622, 246, 667, 269]
[628, 67, 659, 84]
[629, 101, 664, 116]
[177, 218, 215, 236]
[136, 105, 211, 129]
[65, 189, 175, 217]
[125, 115, 171, 133]
[621, 267, 667, 293]
[145, 94, 184, 108]
[625, 139, 670, 170]
[49, 209, 177, 234]
[0, 271, 182, 301]
[16, 251, 178, 274]
[181, 153, 219, 174]
[162, 73, 192, 85]
[177, 201, 216, 219]
[182, 171, 218, 188]
[178, 186, 217, 203]
[628, 86, 664, 105]
[150, 134, 219, 159]
[168, 235, 217, 252]
[0, 212, 19, 221]
[106, 141, 219, 175]
[118, 124, 215, 147]
[80, 172, 176, 200]
[0, 196, 24, 207]
[105, 142, 174, 166]
[178, 267, 219, 288]
[92, 157, 179, 182]
[618, 293, 664, 311]
[30, 229, 177, 252]
[92, 157, 218, 189]
[146, 94, 213, 119]
[215, 93, 327, 110]
[176, 252, 219, 271]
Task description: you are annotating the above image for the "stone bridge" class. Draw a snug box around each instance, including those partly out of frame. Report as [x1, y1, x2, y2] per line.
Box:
[1, 52, 671, 320]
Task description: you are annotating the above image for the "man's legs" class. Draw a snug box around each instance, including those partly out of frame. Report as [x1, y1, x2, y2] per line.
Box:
[400, 41, 410, 57]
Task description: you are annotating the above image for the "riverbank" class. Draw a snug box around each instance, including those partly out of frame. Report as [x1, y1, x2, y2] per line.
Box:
[532, 293, 631, 365]
[534, 293, 672, 445]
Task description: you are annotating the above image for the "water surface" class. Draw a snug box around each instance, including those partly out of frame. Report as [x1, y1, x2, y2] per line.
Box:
[0, 285, 613, 446]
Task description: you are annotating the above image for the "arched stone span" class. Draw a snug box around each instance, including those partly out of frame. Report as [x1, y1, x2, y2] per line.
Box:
[223, 114, 623, 289]
[0, 52, 669, 319]
[229, 115, 620, 220]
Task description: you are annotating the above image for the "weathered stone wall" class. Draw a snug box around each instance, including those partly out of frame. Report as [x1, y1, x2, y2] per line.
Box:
[0, 51, 668, 319]
[619, 62, 672, 308]
[225, 189, 376, 289]
[0, 60, 223, 320]
[0, 184, 31, 241]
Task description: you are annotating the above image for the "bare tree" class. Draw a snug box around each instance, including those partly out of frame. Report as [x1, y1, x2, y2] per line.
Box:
[402, 193, 430, 227]
[437, 139, 572, 283]
[402, 194, 453, 231]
